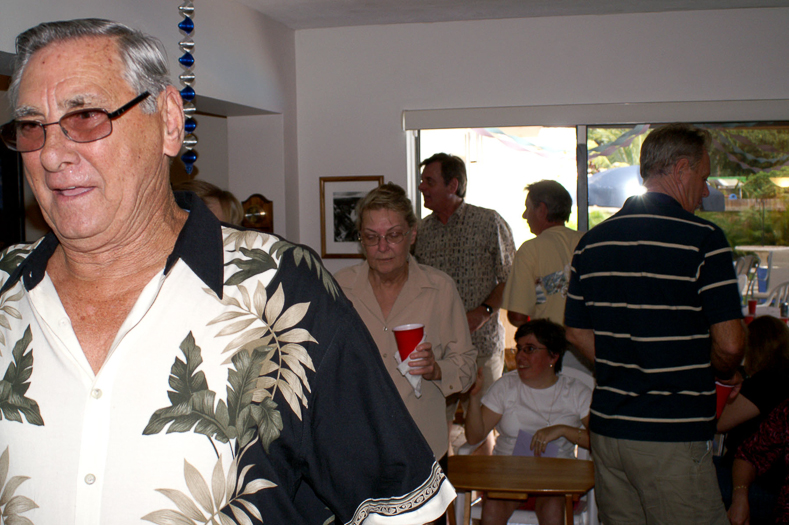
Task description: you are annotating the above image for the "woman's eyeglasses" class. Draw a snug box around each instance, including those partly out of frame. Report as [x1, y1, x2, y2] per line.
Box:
[0, 92, 151, 153]
[516, 344, 548, 355]
[358, 230, 411, 246]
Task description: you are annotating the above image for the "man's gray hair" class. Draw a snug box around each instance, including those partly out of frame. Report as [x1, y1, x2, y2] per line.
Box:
[525, 180, 573, 223]
[9, 18, 170, 114]
[639, 123, 712, 181]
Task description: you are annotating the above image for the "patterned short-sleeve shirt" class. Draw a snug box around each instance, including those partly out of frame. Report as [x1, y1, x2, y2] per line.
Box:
[0, 192, 454, 525]
[414, 202, 515, 358]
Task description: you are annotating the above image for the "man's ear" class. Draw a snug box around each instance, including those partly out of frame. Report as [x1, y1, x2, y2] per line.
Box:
[160, 85, 185, 157]
[538, 201, 549, 220]
[448, 177, 459, 196]
[673, 157, 691, 179]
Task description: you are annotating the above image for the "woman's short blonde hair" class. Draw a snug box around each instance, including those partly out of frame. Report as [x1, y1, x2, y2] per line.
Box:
[354, 182, 417, 233]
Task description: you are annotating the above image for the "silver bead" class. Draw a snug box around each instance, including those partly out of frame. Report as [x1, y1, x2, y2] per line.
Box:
[183, 134, 198, 150]
[179, 72, 195, 86]
[179, 2, 195, 17]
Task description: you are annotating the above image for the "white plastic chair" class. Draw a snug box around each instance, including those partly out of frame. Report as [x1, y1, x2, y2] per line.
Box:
[454, 368, 599, 525]
[763, 280, 789, 307]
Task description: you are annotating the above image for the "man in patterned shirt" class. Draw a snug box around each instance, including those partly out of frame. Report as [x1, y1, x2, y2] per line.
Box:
[0, 18, 453, 525]
[414, 153, 515, 453]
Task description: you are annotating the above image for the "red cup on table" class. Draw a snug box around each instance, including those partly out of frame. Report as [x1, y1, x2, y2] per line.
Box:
[747, 299, 757, 315]
[715, 381, 734, 419]
[393, 324, 424, 362]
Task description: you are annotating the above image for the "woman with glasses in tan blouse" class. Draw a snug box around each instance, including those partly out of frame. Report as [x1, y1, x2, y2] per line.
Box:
[334, 183, 477, 470]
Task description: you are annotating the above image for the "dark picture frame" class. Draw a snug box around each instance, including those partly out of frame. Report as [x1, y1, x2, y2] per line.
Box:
[319, 176, 384, 258]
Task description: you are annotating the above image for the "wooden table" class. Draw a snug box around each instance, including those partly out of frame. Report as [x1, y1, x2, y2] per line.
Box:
[448, 455, 594, 525]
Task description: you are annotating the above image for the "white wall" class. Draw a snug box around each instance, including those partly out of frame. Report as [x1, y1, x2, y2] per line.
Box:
[295, 8, 789, 272]
[0, 0, 293, 114]
[228, 114, 288, 237]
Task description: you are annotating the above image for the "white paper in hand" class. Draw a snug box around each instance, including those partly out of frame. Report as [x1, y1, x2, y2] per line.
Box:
[395, 353, 422, 398]
[512, 429, 559, 458]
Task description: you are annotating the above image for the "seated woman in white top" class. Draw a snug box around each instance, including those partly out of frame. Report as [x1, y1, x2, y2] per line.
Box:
[466, 319, 592, 525]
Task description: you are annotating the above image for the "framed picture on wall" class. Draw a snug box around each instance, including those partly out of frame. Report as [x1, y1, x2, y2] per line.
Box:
[320, 176, 384, 258]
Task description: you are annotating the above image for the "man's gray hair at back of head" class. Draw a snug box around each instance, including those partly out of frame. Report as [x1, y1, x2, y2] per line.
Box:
[9, 18, 171, 114]
[639, 123, 711, 182]
[525, 179, 573, 223]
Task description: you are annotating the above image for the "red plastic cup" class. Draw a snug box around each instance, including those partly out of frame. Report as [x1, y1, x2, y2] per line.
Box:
[744, 315, 754, 325]
[747, 299, 757, 315]
[393, 324, 424, 361]
[716, 382, 734, 419]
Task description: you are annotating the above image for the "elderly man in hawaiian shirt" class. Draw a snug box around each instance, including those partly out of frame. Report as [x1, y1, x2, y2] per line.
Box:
[0, 18, 453, 525]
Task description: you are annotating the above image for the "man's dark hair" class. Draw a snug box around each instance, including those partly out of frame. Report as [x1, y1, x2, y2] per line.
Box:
[420, 153, 467, 198]
[526, 180, 573, 223]
[514, 319, 567, 373]
[639, 123, 711, 182]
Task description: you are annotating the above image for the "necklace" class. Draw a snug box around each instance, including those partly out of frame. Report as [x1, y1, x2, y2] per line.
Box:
[523, 377, 561, 426]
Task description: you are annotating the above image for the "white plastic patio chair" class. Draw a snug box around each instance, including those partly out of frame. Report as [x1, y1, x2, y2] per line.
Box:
[763, 280, 789, 307]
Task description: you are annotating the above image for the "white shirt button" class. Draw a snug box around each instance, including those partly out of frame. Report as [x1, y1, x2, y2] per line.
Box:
[384, 327, 389, 331]
[85, 474, 96, 485]
[91, 389, 102, 399]
[59, 318, 69, 327]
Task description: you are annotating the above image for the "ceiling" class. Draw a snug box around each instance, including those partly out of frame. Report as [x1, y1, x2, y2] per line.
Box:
[236, 0, 787, 29]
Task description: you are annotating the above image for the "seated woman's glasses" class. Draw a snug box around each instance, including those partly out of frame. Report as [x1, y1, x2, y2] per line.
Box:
[516, 344, 547, 354]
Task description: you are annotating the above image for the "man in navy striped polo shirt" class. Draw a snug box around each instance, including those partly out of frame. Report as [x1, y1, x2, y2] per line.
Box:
[565, 123, 745, 524]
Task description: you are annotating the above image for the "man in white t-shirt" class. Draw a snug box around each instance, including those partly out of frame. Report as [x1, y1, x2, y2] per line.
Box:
[502, 180, 591, 372]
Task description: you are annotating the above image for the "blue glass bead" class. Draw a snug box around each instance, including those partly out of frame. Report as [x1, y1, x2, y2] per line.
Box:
[180, 86, 196, 102]
[184, 118, 197, 133]
[179, 52, 195, 68]
[178, 17, 194, 34]
[184, 162, 194, 175]
[182, 151, 197, 164]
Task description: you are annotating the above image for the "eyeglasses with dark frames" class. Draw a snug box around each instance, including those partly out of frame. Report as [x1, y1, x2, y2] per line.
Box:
[0, 92, 151, 153]
[358, 229, 412, 246]
[516, 344, 549, 355]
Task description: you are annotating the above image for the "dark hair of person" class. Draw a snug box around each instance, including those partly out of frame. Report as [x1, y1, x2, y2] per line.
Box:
[525, 180, 573, 223]
[420, 153, 467, 198]
[514, 319, 567, 373]
[354, 182, 417, 233]
[173, 179, 244, 226]
[745, 315, 789, 377]
[639, 123, 711, 182]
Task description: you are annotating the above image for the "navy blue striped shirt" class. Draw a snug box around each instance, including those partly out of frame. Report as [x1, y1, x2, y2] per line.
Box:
[565, 192, 742, 442]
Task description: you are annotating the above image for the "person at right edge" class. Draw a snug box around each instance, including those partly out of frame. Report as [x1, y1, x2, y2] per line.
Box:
[564, 123, 746, 524]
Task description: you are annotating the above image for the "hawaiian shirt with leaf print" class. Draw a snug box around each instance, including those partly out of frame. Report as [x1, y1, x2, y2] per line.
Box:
[0, 192, 454, 525]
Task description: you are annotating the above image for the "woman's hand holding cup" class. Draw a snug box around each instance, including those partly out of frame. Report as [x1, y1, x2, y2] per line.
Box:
[408, 342, 441, 381]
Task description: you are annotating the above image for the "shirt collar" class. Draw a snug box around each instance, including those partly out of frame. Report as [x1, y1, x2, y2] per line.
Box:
[424, 200, 467, 226]
[0, 191, 225, 298]
[634, 191, 684, 209]
[351, 256, 438, 294]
